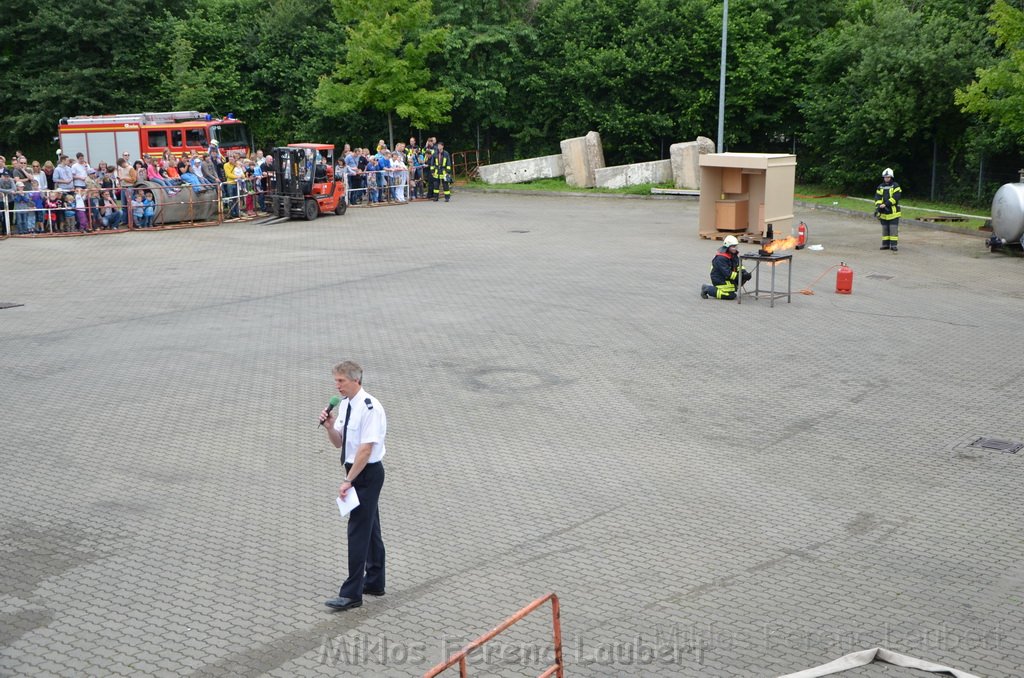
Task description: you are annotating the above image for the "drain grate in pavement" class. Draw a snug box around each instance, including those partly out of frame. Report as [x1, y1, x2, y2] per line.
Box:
[866, 274, 895, 280]
[507, 229, 530, 234]
[0, 302, 24, 310]
[968, 437, 1023, 454]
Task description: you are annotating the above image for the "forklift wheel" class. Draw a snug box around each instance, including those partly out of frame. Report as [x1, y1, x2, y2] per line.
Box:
[303, 199, 319, 222]
[335, 200, 347, 216]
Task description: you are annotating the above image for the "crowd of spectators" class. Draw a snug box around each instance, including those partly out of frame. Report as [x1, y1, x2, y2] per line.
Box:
[0, 135, 455, 236]
[338, 136, 451, 205]
[0, 144, 270, 234]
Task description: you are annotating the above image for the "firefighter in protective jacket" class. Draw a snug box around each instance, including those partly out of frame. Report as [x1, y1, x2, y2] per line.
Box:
[429, 141, 453, 202]
[701, 235, 751, 300]
[875, 167, 901, 252]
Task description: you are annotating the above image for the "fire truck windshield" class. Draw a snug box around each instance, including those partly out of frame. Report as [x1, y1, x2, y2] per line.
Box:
[211, 123, 250, 148]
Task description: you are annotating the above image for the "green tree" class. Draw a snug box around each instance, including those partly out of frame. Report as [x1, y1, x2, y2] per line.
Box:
[799, 0, 988, 192]
[955, 0, 1024, 142]
[160, 2, 252, 115]
[434, 0, 534, 154]
[315, 0, 452, 149]
[0, 0, 181, 151]
[242, 0, 341, 145]
[514, 0, 720, 163]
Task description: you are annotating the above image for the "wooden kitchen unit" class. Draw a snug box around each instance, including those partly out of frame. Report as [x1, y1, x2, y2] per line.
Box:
[697, 153, 797, 241]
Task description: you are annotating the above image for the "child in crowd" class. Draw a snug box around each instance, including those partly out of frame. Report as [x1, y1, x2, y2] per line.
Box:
[132, 193, 145, 227]
[142, 191, 156, 227]
[74, 188, 89, 231]
[62, 193, 76, 232]
[13, 182, 33, 235]
[240, 160, 255, 214]
[410, 148, 424, 199]
[365, 155, 380, 204]
[44, 191, 61, 233]
[146, 158, 177, 194]
[30, 181, 45, 233]
[99, 191, 121, 230]
[377, 151, 391, 202]
[88, 188, 102, 228]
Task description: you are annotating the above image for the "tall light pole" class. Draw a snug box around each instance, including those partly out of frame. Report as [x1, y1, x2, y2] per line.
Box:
[717, 0, 728, 153]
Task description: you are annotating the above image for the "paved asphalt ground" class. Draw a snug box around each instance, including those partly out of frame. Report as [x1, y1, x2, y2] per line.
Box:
[1, 192, 1022, 678]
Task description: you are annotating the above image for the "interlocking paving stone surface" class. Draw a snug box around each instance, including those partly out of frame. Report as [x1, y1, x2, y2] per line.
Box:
[1, 194, 1021, 678]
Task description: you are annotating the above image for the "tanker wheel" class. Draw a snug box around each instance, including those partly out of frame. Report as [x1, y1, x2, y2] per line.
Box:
[335, 199, 347, 216]
[303, 199, 319, 222]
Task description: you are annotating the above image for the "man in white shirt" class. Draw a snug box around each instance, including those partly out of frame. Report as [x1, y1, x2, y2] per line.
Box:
[71, 153, 90, 190]
[53, 156, 74, 192]
[319, 360, 388, 611]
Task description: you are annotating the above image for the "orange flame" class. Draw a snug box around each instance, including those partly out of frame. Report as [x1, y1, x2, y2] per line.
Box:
[763, 236, 799, 253]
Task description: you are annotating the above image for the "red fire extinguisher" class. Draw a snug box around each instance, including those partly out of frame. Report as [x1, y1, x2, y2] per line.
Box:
[836, 262, 853, 294]
[795, 221, 808, 249]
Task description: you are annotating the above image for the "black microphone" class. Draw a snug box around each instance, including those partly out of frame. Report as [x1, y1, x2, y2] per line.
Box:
[319, 396, 341, 427]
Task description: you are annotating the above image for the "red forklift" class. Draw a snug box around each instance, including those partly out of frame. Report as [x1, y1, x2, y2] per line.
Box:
[262, 143, 347, 223]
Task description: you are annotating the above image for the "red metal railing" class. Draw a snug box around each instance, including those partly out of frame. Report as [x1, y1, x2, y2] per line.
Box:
[423, 592, 564, 678]
[451, 149, 489, 182]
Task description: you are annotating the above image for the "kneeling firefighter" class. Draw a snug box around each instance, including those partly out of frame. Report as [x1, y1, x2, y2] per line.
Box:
[701, 235, 751, 300]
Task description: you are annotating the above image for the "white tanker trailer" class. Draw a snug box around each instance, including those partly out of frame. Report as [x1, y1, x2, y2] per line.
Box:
[988, 173, 1024, 251]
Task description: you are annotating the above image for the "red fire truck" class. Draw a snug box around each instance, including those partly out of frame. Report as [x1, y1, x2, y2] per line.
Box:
[57, 111, 251, 162]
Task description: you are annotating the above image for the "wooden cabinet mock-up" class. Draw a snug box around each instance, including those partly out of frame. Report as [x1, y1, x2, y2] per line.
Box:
[715, 198, 748, 231]
[698, 153, 796, 240]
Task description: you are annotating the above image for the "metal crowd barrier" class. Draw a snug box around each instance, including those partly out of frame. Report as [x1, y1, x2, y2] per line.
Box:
[343, 167, 413, 207]
[0, 177, 268, 237]
[423, 593, 565, 678]
[342, 163, 458, 207]
[0, 161, 456, 239]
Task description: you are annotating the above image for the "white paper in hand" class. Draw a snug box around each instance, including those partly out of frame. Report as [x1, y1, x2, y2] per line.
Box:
[336, 488, 360, 518]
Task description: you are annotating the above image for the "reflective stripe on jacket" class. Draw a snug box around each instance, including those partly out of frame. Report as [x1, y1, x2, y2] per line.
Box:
[709, 247, 740, 286]
[875, 181, 901, 220]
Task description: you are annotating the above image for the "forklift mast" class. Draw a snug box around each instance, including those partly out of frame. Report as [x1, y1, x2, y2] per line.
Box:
[268, 147, 314, 198]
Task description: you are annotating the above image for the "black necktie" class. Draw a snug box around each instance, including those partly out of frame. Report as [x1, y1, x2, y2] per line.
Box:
[340, 402, 352, 465]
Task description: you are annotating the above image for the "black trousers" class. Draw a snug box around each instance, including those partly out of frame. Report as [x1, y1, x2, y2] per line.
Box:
[339, 461, 385, 599]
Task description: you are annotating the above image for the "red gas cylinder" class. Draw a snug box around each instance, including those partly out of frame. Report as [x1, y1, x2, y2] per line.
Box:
[795, 221, 808, 249]
[836, 262, 853, 294]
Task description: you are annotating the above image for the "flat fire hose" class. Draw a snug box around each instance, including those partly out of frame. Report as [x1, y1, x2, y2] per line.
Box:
[777, 647, 979, 678]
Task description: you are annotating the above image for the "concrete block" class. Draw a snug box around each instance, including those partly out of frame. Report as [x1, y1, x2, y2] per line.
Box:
[560, 131, 605, 188]
[477, 154, 564, 184]
[594, 159, 673, 189]
[670, 136, 715, 189]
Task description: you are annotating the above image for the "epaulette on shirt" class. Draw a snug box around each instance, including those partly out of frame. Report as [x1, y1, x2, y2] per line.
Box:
[364, 398, 373, 410]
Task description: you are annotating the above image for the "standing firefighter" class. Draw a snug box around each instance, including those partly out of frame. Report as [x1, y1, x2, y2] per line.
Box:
[701, 235, 751, 300]
[429, 141, 452, 202]
[875, 168, 901, 252]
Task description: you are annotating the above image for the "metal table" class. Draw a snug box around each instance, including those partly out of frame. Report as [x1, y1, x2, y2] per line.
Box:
[739, 253, 792, 307]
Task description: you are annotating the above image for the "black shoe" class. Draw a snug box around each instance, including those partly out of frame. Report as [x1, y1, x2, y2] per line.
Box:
[880, 245, 889, 250]
[891, 246, 898, 252]
[445, 198, 450, 202]
[700, 288, 709, 299]
[364, 588, 386, 597]
[324, 596, 362, 611]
